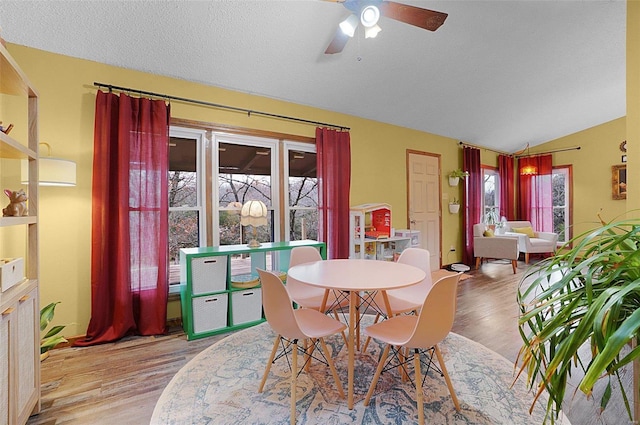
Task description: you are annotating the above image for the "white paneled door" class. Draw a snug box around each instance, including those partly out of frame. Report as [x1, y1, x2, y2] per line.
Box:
[407, 151, 441, 270]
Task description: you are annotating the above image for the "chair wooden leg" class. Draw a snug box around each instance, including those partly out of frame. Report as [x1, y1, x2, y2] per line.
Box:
[525, 252, 530, 264]
[291, 339, 298, 425]
[414, 348, 424, 425]
[364, 344, 390, 406]
[319, 337, 345, 398]
[362, 313, 381, 353]
[435, 345, 460, 411]
[400, 347, 408, 382]
[332, 310, 348, 346]
[259, 335, 281, 393]
[511, 259, 517, 274]
[475, 257, 481, 269]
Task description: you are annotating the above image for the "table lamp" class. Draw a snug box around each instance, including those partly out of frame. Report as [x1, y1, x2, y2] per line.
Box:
[240, 200, 268, 248]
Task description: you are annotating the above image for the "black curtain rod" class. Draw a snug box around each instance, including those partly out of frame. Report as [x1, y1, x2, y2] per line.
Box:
[515, 146, 581, 158]
[458, 141, 510, 156]
[458, 141, 581, 157]
[93, 82, 350, 131]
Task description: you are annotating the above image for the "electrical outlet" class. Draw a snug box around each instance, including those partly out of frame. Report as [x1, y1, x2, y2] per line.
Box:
[450, 246, 456, 252]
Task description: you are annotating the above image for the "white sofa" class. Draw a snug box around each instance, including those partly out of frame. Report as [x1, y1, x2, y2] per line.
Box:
[473, 223, 519, 273]
[503, 220, 558, 264]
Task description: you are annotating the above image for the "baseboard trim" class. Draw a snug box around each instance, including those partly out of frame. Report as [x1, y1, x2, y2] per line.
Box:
[49, 317, 184, 351]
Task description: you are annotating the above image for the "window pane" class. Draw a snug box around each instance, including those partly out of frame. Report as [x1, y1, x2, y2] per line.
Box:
[289, 209, 318, 240]
[169, 137, 198, 207]
[288, 150, 318, 240]
[168, 210, 200, 283]
[168, 134, 201, 286]
[552, 168, 570, 244]
[553, 207, 566, 241]
[219, 210, 242, 245]
[484, 174, 497, 207]
[218, 142, 273, 245]
[289, 176, 318, 207]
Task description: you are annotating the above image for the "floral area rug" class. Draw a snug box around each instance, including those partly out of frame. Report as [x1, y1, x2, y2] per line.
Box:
[152, 316, 570, 425]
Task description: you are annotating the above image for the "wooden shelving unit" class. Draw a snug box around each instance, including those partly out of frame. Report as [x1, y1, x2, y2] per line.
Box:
[179, 240, 326, 340]
[0, 42, 40, 425]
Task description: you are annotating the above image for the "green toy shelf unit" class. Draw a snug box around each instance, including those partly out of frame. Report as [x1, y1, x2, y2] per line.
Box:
[179, 240, 326, 340]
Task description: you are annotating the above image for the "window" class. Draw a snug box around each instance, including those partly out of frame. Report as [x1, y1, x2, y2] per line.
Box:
[167, 123, 318, 285]
[552, 166, 571, 244]
[284, 142, 318, 241]
[168, 128, 206, 285]
[482, 167, 500, 220]
[215, 134, 278, 246]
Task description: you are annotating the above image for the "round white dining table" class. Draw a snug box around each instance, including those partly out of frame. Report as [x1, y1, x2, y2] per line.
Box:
[286, 258, 426, 409]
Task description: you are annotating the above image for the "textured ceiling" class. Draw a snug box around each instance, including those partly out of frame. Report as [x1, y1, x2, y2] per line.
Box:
[0, 0, 627, 153]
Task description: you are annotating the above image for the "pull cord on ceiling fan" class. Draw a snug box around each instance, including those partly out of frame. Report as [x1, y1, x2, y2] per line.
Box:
[325, 0, 448, 54]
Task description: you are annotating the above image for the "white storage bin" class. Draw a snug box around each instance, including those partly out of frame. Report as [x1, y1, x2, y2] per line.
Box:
[231, 288, 263, 326]
[191, 256, 227, 295]
[1, 258, 25, 292]
[192, 293, 228, 334]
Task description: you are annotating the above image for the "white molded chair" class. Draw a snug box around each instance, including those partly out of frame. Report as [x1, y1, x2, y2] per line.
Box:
[287, 246, 350, 314]
[362, 248, 433, 352]
[257, 269, 346, 425]
[363, 272, 462, 425]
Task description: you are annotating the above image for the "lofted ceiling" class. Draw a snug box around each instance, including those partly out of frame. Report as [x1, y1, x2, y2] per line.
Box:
[0, 0, 627, 153]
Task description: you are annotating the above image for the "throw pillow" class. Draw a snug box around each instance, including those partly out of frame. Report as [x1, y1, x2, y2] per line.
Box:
[483, 229, 494, 237]
[512, 226, 535, 238]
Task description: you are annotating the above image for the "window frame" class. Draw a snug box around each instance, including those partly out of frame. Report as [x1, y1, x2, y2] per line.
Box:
[552, 165, 573, 245]
[212, 132, 281, 246]
[283, 141, 318, 241]
[481, 166, 500, 219]
[168, 127, 207, 248]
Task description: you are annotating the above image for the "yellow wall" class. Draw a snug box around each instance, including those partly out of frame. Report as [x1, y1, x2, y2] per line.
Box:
[535, 1, 639, 232]
[627, 0, 640, 213]
[7, 44, 466, 336]
[532, 118, 627, 237]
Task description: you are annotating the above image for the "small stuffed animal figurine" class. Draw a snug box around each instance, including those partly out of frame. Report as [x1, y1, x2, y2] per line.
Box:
[2, 189, 28, 217]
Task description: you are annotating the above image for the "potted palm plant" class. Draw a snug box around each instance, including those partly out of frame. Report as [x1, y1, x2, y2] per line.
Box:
[448, 169, 469, 186]
[517, 214, 640, 424]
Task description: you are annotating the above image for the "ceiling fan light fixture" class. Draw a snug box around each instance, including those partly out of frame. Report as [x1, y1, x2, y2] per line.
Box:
[339, 14, 358, 37]
[365, 24, 382, 39]
[360, 5, 380, 27]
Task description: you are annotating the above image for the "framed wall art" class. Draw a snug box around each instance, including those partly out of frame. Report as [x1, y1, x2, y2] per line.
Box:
[612, 164, 626, 200]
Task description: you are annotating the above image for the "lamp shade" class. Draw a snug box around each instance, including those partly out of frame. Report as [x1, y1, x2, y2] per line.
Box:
[240, 200, 268, 227]
[21, 158, 77, 186]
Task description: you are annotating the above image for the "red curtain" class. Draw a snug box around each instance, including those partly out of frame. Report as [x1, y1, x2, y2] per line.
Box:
[462, 146, 482, 265]
[76, 90, 170, 346]
[517, 154, 553, 231]
[316, 128, 351, 259]
[498, 154, 515, 220]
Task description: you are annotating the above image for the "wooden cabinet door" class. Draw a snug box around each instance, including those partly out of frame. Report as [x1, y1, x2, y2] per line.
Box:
[15, 287, 39, 425]
[0, 305, 12, 425]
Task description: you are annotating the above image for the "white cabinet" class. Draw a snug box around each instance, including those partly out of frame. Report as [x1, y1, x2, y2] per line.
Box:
[0, 42, 40, 424]
[0, 282, 39, 425]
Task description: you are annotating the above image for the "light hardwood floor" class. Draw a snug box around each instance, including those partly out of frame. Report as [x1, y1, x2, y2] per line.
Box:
[27, 261, 634, 425]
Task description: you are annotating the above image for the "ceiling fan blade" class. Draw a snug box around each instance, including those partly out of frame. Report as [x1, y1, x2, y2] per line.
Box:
[379, 1, 448, 32]
[325, 27, 350, 54]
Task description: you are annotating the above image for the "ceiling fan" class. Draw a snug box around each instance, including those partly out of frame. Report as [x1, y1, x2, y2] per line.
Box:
[325, 0, 448, 54]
